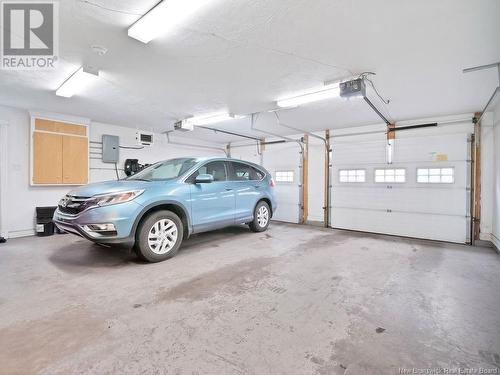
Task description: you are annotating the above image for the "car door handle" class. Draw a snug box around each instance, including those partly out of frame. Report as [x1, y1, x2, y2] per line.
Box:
[253, 185, 260, 189]
[225, 188, 233, 191]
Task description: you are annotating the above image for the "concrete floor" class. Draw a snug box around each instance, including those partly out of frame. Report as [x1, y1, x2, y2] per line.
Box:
[0, 223, 499, 375]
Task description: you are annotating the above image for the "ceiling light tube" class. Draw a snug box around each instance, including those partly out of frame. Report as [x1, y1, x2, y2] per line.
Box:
[128, 0, 211, 43]
[56, 67, 99, 98]
[277, 84, 340, 108]
[187, 112, 241, 126]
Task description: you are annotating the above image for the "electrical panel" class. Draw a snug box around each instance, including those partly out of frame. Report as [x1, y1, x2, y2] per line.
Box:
[102, 134, 119, 163]
[339, 78, 366, 98]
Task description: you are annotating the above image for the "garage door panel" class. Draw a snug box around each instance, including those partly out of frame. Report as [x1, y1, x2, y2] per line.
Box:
[334, 134, 470, 166]
[332, 187, 467, 215]
[334, 141, 386, 164]
[332, 208, 467, 243]
[272, 185, 299, 223]
[394, 134, 469, 162]
[263, 142, 301, 224]
[387, 188, 467, 215]
[330, 131, 471, 243]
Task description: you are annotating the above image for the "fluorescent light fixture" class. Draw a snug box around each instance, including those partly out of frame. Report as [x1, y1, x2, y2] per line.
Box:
[187, 112, 241, 126]
[56, 67, 99, 98]
[128, 0, 211, 43]
[277, 84, 340, 108]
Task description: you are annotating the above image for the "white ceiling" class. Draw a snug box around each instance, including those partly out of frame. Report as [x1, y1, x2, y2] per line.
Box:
[0, 0, 499, 143]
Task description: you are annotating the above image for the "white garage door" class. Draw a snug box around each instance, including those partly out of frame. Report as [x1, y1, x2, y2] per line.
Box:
[330, 132, 471, 243]
[263, 142, 302, 224]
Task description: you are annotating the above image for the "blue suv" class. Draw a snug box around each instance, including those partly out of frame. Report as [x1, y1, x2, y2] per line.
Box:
[53, 157, 277, 262]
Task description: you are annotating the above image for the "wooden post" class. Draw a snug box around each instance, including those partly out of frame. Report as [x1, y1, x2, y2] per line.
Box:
[302, 134, 309, 224]
[387, 123, 396, 140]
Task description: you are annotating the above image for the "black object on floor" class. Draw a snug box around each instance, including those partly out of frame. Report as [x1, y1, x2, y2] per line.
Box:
[0, 237, 6, 243]
[36, 206, 57, 237]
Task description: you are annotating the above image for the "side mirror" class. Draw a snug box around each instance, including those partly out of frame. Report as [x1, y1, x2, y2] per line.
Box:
[195, 174, 214, 184]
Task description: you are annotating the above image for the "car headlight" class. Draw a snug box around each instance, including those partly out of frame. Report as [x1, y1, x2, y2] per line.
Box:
[93, 190, 144, 207]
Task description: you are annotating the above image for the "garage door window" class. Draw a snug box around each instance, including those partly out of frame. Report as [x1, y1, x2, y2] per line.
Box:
[339, 169, 366, 183]
[275, 170, 294, 183]
[417, 168, 454, 183]
[374, 168, 406, 183]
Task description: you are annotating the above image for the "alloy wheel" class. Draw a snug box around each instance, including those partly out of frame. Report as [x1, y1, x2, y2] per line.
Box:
[148, 219, 178, 255]
[257, 206, 269, 227]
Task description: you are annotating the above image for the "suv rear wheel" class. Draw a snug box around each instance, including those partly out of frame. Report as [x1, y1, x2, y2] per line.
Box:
[249, 201, 270, 232]
[135, 210, 183, 262]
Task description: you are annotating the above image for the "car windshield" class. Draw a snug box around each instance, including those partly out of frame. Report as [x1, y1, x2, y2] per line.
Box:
[127, 158, 197, 181]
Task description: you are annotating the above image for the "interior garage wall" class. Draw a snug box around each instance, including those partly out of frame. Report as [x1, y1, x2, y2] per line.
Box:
[492, 99, 500, 250]
[0, 104, 225, 238]
[229, 142, 262, 165]
[478, 98, 500, 251]
[0, 105, 69, 238]
[89, 122, 225, 181]
[481, 113, 494, 241]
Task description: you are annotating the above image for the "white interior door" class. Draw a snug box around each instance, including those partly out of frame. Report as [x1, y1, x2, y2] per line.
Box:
[263, 142, 302, 223]
[330, 132, 471, 243]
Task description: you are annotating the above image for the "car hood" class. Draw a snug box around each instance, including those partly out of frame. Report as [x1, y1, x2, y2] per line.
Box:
[67, 180, 154, 197]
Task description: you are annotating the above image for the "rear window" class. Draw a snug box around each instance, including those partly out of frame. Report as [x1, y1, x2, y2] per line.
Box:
[230, 162, 265, 181]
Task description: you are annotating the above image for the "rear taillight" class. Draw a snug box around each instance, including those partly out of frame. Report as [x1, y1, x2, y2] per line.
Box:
[269, 179, 276, 187]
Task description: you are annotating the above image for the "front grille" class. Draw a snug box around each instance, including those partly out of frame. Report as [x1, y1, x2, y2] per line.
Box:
[58, 195, 94, 215]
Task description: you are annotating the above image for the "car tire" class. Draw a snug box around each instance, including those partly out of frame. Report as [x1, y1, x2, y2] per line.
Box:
[135, 210, 183, 263]
[249, 201, 271, 232]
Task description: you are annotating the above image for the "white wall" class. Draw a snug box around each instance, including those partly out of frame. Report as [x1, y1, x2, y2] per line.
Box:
[0, 106, 70, 238]
[492, 99, 500, 250]
[476, 96, 500, 250]
[89, 122, 225, 182]
[228, 141, 262, 165]
[0, 105, 225, 238]
[481, 112, 494, 241]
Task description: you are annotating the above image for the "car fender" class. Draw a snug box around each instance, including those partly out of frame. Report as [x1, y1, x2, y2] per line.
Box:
[132, 200, 193, 239]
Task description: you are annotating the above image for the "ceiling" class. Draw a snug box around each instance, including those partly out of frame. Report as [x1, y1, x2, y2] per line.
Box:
[0, 0, 499, 143]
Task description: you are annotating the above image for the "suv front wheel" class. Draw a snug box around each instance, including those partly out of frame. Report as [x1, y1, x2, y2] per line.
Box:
[135, 210, 183, 262]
